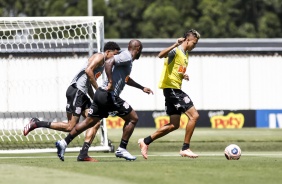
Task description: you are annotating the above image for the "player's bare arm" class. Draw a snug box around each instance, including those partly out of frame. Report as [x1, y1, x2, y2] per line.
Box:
[105, 56, 115, 91]
[158, 37, 185, 58]
[85, 53, 104, 90]
[126, 77, 154, 95]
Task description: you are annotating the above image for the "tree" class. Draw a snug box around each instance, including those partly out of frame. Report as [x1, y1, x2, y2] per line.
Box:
[0, 0, 281, 38]
[0, 0, 47, 16]
[139, 1, 182, 38]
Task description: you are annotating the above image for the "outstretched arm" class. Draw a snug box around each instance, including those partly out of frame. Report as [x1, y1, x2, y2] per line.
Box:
[158, 37, 185, 58]
[126, 77, 154, 95]
[105, 56, 115, 91]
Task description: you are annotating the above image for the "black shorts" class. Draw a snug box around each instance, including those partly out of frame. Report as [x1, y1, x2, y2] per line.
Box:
[88, 87, 133, 119]
[163, 88, 194, 115]
[65, 84, 91, 116]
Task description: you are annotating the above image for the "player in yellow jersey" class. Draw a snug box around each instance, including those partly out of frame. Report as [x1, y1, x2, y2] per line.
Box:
[138, 29, 200, 159]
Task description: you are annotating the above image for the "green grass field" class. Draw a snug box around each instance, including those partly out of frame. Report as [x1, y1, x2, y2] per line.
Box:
[1, 128, 282, 184]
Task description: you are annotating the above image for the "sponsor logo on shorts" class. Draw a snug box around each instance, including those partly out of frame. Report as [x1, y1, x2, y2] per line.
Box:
[175, 103, 181, 109]
[75, 107, 82, 115]
[123, 102, 129, 109]
[109, 111, 118, 116]
[88, 109, 93, 114]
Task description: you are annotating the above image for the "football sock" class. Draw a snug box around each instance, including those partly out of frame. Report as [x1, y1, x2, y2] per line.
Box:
[182, 143, 190, 151]
[80, 142, 91, 155]
[36, 121, 51, 128]
[144, 136, 153, 145]
[64, 134, 75, 145]
[119, 139, 128, 149]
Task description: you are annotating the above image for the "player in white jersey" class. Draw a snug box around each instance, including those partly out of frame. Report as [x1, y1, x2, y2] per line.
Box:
[55, 39, 154, 161]
[23, 42, 120, 162]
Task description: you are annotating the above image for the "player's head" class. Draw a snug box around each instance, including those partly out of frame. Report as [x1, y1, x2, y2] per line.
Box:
[103, 41, 120, 52]
[183, 29, 201, 40]
[103, 41, 121, 57]
[183, 29, 200, 51]
[128, 39, 143, 60]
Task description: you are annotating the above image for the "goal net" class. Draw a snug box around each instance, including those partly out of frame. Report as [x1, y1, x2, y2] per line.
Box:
[0, 16, 114, 153]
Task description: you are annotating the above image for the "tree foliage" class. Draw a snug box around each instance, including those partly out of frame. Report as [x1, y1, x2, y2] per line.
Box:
[0, 0, 281, 38]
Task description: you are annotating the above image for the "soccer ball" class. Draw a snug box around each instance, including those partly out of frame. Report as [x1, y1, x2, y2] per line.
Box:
[224, 144, 241, 160]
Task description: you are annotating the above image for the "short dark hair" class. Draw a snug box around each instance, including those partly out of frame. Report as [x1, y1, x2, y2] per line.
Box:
[103, 41, 120, 52]
[183, 29, 201, 39]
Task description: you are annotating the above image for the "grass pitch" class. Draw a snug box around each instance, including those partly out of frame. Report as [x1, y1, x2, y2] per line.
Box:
[1, 128, 282, 184]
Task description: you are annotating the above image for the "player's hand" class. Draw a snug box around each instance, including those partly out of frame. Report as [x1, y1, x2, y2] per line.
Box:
[183, 74, 189, 81]
[176, 37, 185, 46]
[143, 87, 154, 95]
[106, 82, 114, 91]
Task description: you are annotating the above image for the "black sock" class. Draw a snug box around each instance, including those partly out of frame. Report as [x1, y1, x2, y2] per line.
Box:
[182, 143, 190, 151]
[36, 121, 51, 128]
[119, 139, 128, 149]
[144, 136, 153, 145]
[64, 134, 75, 145]
[80, 142, 91, 155]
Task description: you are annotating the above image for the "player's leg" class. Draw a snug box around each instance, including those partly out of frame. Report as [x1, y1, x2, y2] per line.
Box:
[179, 106, 199, 158]
[138, 114, 180, 159]
[138, 88, 184, 159]
[151, 114, 181, 139]
[49, 85, 86, 131]
[77, 122, 101, 162]
[115, 109, 138, 161]
[55, 99, 104, 161]
[23, 115, 79, 136]
[112, 96, 138, 161]
[77, 109, 101, 162]
[55, 115, 101, 161]
[23, 85, 81, 136]
[120, 110, 138, 147]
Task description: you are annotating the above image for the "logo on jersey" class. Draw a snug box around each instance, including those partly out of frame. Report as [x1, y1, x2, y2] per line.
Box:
[178, 65, 186, 74]
[95, 72, 102, 79]
[66, 104, 70, 109]
[75, 107, 82, 115]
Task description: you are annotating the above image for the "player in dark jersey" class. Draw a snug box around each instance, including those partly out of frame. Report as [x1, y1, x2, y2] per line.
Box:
[55, 39, 154, 161]
[23, 41, 120, 162]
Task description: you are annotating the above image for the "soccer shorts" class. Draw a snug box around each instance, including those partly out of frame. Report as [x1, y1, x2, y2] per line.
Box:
[65, 84, 91, 116]
[163, 88, 194, 115]
[88, 87, 133, 118]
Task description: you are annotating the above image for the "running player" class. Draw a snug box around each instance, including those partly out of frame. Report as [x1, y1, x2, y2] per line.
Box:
[138, 29, 201, 159]
[55, 39, 153, 161]
[23, 41, 121, 162]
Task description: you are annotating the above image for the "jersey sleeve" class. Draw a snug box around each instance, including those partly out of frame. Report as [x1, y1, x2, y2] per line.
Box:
[167, 48, 177, 64]
[114, 51, 132, 66]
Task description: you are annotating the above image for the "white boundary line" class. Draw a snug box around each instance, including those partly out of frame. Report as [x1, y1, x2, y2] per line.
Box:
[1, 152, 282, 159]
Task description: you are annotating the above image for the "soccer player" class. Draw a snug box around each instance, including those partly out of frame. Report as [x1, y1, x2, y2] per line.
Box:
[55, 39, 153, 161]
[23, 41, 121, 162]
[138, 29, 201, 159]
